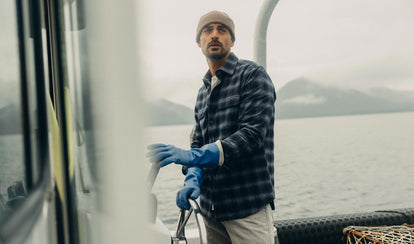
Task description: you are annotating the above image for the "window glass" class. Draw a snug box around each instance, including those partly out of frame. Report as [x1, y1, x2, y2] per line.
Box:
[0, 0, 26, 219]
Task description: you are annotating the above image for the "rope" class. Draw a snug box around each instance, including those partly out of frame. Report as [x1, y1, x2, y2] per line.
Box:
[344, 225, 414, 244]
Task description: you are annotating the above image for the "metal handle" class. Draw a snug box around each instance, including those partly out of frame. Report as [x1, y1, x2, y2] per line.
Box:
[173, 200, 207, 244]
[189, 200, 207, 244]
[175, 208, 193, 238]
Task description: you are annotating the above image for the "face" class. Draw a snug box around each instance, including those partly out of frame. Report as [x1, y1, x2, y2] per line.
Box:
[198, 23, 234, 61]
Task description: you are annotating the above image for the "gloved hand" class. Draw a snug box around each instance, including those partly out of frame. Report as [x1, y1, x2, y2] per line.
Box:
[147, 143, 219, 168]
[176, 167, 203, 210]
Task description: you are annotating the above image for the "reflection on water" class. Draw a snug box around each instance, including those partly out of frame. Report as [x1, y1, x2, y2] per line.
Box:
[0, 135, 25, 197]
[0, 134, 25, 220]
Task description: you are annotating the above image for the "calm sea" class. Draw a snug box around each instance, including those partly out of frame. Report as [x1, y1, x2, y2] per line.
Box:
[1, 112, 413, 231]
[144, 112, 414, 231]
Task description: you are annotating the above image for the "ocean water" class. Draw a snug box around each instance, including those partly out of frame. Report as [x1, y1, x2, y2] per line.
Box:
[144, 112, 414, 231]
[1, 112, 413, 231]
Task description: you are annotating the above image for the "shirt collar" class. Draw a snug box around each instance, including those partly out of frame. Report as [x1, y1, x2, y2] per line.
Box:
[202, 52, 238, 87]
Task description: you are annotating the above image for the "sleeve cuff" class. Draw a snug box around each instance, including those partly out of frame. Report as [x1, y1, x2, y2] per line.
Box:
[215, 140, 224, 166]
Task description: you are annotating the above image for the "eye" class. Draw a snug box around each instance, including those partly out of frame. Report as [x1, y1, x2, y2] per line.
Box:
[217, 26, 227, 33]
[203, 27, 213, 33]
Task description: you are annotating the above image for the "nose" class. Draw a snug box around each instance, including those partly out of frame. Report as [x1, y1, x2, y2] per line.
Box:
[211, 28, 219, 40]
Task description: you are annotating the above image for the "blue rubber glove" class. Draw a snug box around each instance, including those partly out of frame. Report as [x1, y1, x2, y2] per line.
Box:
[147, 143, 220, 168]
[176, 167, 203, 210]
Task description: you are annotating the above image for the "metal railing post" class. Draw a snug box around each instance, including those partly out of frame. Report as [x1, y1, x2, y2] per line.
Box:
[254, 0, 279, 69]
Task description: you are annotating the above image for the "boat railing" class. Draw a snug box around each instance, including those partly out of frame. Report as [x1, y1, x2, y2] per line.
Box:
[253, 0, 279, 69]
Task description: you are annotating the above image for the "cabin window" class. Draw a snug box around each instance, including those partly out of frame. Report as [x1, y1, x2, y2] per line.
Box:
[0, 0, 26, 221]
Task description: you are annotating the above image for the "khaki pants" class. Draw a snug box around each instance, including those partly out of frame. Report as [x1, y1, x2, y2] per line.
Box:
[203, 204, 275, 244]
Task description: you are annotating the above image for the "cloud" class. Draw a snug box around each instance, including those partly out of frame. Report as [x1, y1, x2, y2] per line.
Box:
[308, 48, 414, 90]
[282, 94, 326, 105]
[144, 0, 414, 106]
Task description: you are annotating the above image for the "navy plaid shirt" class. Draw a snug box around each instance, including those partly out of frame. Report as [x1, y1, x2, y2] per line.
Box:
[191, 53, 276, 221]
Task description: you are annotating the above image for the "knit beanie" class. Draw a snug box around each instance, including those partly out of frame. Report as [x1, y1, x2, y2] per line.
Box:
[196, 11, 235, 43]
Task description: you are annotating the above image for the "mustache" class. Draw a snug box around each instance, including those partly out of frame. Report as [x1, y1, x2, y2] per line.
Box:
[208, 40, 223, 48]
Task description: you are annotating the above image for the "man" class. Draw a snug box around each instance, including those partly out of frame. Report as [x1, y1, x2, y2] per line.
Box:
[148, 10, 276, 243]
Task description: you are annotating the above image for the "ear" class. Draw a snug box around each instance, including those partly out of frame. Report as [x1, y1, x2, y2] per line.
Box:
[197, 42, 201, 48]
[230, 40, 235, 47]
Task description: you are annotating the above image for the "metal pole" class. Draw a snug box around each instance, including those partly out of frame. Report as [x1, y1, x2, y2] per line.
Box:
[254, 0, 279, 69]
[189, 200, 207, 244]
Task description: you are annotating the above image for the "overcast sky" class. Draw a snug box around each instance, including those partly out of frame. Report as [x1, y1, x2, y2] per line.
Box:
[1, 1, 414, 108]
[141, 0, 414, 107]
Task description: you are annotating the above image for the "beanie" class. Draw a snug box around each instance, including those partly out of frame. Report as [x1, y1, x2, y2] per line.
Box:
[196, 11, 235, 43]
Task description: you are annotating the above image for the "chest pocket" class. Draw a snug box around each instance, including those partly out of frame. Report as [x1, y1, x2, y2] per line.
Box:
[216, 95, 240, 133]
[217, 95, 240, 110]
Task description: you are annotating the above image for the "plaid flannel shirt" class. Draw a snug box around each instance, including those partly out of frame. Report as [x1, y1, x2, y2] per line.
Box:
[191, 53, 276, 221]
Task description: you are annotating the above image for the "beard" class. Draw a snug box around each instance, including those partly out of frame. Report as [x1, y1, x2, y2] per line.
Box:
[203, 41, 230, 60]
[205, 48, 228, 60]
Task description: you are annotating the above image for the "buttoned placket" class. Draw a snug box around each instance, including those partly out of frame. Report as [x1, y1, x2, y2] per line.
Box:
[208, 76, 221, 143]
[209, 75, 221, 212]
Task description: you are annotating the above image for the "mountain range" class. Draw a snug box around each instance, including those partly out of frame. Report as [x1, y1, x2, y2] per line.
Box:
[276, 78, 414, 119]
[144, 99, 195, 126]
[1, 79, 414, 132]
[145, 78, 414, 125]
